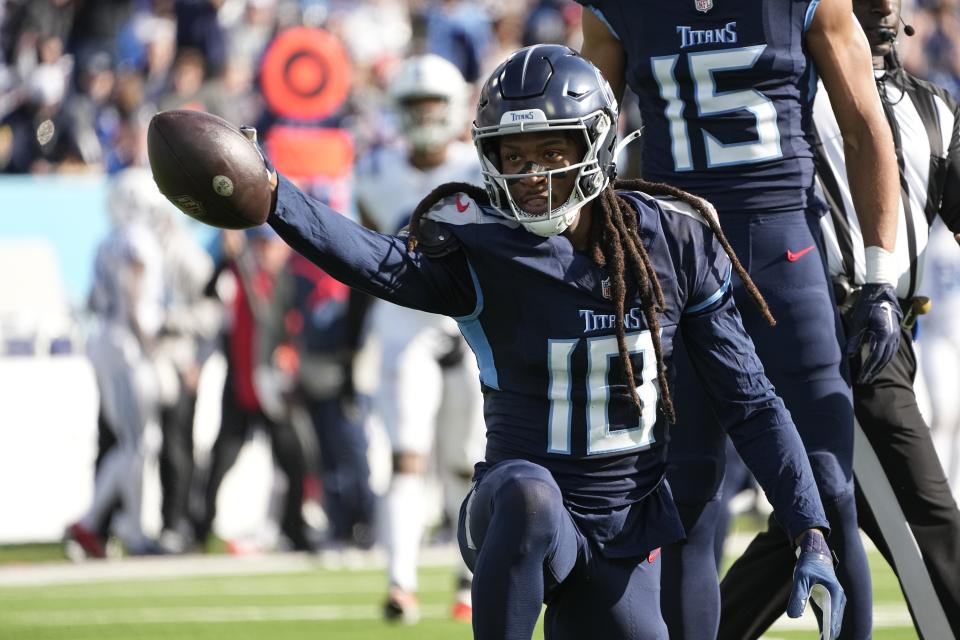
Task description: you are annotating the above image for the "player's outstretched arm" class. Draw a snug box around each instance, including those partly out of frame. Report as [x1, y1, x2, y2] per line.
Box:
[807, 0, 902, 383]
[147, 112, 476, 318]
[788, 530, 847, 640]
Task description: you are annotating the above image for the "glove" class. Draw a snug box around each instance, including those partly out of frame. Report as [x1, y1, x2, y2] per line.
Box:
[239, 126, 278, 191]
[844, 282, 902, 384]
[788, 530, 846, 640]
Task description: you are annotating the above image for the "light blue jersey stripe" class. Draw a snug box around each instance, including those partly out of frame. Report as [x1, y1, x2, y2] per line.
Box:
[455, 261, 499, 389]
[685, 265, 732, 314]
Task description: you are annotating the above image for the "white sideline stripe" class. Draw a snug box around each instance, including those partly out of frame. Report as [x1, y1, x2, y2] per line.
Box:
[0, 575, 455, 600]
[762, 604, 913, 634]
[4, 604, 449, 626]
[853, 419, 953, 639]
[0, 545, 462, 587]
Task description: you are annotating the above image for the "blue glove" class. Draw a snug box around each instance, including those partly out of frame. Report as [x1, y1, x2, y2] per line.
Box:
[788, 531, 846, 640]
[844, 282, 902, 384]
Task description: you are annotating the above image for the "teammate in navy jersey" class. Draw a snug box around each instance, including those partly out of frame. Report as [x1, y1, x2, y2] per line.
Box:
[175, 45, 845, 639]
[578, 1, 902, 637]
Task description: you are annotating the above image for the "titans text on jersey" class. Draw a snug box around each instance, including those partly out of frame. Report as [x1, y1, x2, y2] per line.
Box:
[581, 0, 821, 213]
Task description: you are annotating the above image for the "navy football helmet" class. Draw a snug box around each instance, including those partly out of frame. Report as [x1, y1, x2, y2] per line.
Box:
[473, 44, 620, 236]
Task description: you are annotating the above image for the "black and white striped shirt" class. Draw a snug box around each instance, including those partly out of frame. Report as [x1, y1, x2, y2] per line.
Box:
[814, 57, 960, 300]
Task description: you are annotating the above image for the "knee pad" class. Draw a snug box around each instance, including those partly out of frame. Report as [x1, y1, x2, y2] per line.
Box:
[495, 474, 566, 546]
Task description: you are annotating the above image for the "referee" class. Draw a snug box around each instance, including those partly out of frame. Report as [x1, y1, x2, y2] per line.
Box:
[717, 1, 960, 638]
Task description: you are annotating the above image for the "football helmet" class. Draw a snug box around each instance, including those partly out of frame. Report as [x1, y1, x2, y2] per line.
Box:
[473, 44, 619, 237]
[388, 54, 469, 152]
[107, 166, 172, 228]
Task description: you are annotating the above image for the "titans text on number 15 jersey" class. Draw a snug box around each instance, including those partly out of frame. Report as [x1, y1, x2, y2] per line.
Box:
[269, 176, 828, 558]
[580, 0, 821, 213]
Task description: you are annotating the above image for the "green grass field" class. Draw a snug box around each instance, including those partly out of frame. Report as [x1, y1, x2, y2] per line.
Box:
[0, 543, 918, 640]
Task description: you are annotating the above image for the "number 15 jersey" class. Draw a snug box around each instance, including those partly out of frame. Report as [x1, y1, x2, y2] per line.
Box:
[580, 0, 820, 214]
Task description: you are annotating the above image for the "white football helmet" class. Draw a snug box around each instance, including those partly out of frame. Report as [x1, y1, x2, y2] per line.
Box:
[107, 167, 173, 229]
[388, 54, 469, 152]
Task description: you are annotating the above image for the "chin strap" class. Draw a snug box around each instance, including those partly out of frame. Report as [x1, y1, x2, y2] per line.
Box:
[613, 128, 643, 162]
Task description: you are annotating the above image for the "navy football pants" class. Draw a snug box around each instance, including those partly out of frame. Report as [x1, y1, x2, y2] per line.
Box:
[661, 210, 872, 639]
[458, 459, 667, 640]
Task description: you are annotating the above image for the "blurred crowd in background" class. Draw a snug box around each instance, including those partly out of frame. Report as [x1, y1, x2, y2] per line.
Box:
[1, 0, 959, 176]
[0, 0, 588, 175]
[1, 0, 960, 579]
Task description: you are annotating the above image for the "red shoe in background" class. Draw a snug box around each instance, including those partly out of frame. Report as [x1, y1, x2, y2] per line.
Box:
[64, 523, 106, 560]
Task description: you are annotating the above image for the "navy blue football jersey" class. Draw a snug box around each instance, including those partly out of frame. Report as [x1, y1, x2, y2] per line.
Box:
[580, 0, 820, 214]
[270, 176, 828, 556]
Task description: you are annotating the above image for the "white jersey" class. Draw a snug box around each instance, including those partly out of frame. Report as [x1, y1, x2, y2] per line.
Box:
[355, 141, 481, 338]
[89, 222, 165, 338]
[918, 221, 960, 338]
[356, 140, 480, 234]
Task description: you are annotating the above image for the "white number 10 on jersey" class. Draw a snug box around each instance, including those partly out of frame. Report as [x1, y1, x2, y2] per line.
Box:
[547, 331, 659, 455]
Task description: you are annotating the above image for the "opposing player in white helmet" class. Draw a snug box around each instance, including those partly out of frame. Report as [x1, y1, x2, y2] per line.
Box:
[355, 53, 485, 623]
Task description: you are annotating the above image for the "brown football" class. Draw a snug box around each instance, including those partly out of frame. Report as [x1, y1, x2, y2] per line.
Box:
[147, 110, 273, 229]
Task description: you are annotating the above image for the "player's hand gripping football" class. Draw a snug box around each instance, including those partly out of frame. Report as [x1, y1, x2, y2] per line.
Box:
[239, 125, 278, 192]
[148, 110, 277, 229]
[788, 530, 846, 640]
[844, 282, 902, 384]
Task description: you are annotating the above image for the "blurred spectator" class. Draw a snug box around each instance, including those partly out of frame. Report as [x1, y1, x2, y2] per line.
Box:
[901, 0, 960, 98]
[159, 47, 209, 112]
[175, 0, 228, 78]
[136, 14, 179, 104]
[480, 6, 524, 79]
[192, 227, 316, 552]
[266, 254, 377, 550]
[67, 0, 134, 65]
[104, 107, 151, 174]
[206, 53, 261, 125]
[0, 57, 75, 173]
[152, 207, 221, 554]
[419, 0, 492, 83]
[224, 0, 278, 68]
[60, 50, 119, 169]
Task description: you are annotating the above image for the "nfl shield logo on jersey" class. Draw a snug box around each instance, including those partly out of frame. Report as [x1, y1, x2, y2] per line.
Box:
[695, 0, 713, 12]
[601, 277, 612, 300]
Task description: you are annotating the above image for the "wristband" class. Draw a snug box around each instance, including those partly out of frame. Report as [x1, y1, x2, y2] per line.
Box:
[864, 245, 898, 286]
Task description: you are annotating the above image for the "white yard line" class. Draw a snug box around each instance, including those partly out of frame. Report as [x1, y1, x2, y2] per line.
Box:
[0, 545, 461, 587]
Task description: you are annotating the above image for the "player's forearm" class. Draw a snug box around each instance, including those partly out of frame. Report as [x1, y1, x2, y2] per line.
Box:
[270, 175, 475, 317]
[681, 300, 830, 537]
[842, 124, 899, 251]
[808, 0, 899, 252]
[578, 8, 627, 102]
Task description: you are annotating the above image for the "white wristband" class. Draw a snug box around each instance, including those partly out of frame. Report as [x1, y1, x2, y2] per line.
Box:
[864, 245, 898, 286]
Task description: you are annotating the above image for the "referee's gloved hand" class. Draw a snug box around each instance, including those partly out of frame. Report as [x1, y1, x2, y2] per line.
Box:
[788, 530, 846, 640]
[844, 282, 902, 384]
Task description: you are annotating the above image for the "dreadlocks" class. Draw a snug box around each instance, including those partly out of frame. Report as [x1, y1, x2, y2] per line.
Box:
[404, 179, 774, 425]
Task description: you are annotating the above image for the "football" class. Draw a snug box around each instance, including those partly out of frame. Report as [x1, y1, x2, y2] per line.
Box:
[147, 109, 274, 229]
